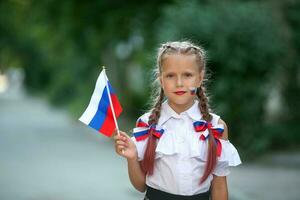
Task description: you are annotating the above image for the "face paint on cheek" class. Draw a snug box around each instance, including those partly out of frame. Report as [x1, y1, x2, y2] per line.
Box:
[189, 87, 197, 95]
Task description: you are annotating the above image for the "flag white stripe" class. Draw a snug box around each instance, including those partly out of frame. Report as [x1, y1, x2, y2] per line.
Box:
[79, 70, 106, 124]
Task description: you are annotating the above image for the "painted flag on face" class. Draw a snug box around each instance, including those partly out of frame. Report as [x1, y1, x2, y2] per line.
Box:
[79, 69, 122, 137]
[189, 87, 197, 95]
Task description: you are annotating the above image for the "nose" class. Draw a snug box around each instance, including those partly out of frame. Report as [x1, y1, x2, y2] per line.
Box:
[176, 76, 183, 87]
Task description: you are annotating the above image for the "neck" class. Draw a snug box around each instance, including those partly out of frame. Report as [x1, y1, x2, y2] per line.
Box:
[167, 100, 195, 114]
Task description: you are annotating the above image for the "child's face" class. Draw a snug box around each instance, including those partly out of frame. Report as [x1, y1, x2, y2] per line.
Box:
[160, 54, 204, 113]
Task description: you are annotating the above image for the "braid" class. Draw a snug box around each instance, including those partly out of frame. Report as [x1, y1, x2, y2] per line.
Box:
[141, 88, 164, 175]
[146, 41, 217, 183]
[148, 88, 164, 125]
[197, 85, 217, 183]
[197, 86, 212, 121]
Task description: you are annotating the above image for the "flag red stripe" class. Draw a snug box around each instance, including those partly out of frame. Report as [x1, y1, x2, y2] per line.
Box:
[98, 93, 122, 137]
[99, 105, 115, 137]
[111, 93, 122, 117]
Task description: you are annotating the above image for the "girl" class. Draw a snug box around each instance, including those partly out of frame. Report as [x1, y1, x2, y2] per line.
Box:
[114, 41, 241, 200]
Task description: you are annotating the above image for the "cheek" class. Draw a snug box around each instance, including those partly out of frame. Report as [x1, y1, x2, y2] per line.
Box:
[186, 77, 200, 85]
[163, 82, 173, 90]
[161, 80, 175, 92]
[194, 74, 203, 85]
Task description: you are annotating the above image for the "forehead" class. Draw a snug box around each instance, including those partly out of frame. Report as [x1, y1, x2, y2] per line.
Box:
[161, 54, 199, 72]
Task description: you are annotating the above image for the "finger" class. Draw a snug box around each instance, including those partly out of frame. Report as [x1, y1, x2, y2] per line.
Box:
[116, 142, 126, 148]
[117, 135, 129, 143]
[113, 131, 128, 140]
[115, 143, 123, 152]
[119, 131, 130, 138]
[117, 146, 126, 153]
[116, 140, 128, 146]
[113, 134, 122, 141]
[114, 136, 127, 144]
[116, 142, 128, 149]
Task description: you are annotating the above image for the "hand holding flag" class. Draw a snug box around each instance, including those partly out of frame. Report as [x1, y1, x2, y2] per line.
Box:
[79, 67, 122, 137]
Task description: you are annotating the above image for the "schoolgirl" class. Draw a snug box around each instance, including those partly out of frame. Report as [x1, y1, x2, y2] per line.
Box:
[114, 41, 241, 200]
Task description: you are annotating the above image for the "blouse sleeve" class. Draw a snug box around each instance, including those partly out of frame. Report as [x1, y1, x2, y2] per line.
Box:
[212, 139, 242, 176]
[213, 160, 230, 176]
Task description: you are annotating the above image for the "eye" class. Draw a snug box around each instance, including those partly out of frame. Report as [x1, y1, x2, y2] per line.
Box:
[184, 72, 193, 78]
[165, 73, 174, 78]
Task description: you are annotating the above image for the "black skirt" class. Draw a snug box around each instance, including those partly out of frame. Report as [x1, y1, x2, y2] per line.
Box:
[144, 186, 210, 200]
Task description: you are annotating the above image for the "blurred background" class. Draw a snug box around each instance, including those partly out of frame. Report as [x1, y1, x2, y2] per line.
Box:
[0, 0, 299, 199]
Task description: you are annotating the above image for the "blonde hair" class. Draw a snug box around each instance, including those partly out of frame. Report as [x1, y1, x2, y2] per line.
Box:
[142, 41, 216, 183]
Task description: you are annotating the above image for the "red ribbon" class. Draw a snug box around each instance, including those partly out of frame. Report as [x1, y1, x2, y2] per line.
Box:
[194, 121, 223, 157]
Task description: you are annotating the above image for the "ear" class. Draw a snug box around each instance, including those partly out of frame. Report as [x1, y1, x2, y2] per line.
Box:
[159, 73, 164, 89]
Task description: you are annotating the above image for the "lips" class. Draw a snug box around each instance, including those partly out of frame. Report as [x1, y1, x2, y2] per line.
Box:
[174, 91, 186, 95]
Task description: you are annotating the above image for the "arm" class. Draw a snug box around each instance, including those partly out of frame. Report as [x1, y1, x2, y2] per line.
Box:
[127, 159, 146, 192]
[211, 175, 228, 200]
[210, 118, 229, 200]
[114, 131, 146, 192]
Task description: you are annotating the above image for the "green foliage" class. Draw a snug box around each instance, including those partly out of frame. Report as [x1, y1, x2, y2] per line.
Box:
[155, 0, 296, 158]
[1, 0, 299, 159]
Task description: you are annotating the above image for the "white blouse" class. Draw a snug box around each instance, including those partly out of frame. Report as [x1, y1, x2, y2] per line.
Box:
[131, 100, 241, 195]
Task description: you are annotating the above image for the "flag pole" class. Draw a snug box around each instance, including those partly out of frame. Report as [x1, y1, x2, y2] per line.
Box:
[102, 66, 120, 137]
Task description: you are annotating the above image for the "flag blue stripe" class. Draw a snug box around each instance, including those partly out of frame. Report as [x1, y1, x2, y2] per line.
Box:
[214, 128, 224, 133]
[89, 86, 110, 130]
[133, 129, 149, 137]
[107, 81, 115, 94]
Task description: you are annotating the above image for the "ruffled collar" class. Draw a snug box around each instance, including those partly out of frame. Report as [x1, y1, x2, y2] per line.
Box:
[158, 100, 202, 126]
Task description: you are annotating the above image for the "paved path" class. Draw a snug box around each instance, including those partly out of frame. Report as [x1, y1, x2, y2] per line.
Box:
[0, 83, 144, 200]
[229, 161, 300, 200]
[0, 73, 299, 200]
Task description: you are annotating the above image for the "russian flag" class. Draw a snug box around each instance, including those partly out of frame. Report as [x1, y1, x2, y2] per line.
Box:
[79, 69, 123, 137]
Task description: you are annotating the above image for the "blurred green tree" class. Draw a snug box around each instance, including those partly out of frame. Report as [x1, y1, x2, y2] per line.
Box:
[1, 0, 299, 158]
[154, 0, 291, 157]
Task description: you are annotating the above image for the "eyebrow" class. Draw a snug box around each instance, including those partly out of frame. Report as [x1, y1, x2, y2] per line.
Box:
[162, 69, 196, 73]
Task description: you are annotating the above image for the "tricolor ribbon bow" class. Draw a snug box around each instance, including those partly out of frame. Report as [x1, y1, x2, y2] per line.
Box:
[193, 120, 224, 156]
[133, 119, 164, 141]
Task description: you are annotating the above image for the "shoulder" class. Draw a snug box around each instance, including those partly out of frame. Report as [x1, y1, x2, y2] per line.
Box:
[135, 112, 151, 126]
[217, 118, 228, 140]
[210, 113, 228, 140]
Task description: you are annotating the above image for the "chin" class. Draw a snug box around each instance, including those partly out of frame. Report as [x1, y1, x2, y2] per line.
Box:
[169, 98, 194, 106]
